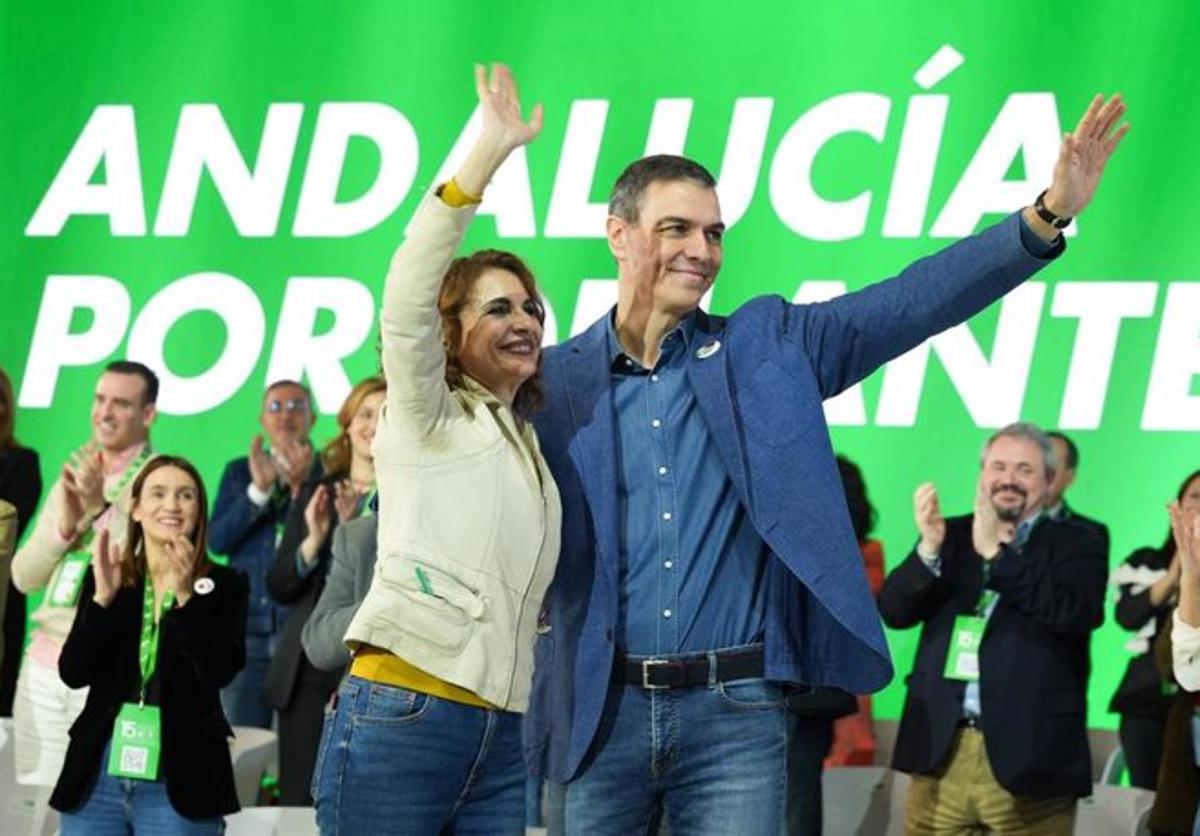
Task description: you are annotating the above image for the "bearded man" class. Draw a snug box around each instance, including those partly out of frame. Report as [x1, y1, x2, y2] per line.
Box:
[879, 422, 1107, 836]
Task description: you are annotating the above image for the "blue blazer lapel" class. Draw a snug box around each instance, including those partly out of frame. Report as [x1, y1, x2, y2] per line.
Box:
[685, 313, 752, 509]
[564, 316, 622, 592]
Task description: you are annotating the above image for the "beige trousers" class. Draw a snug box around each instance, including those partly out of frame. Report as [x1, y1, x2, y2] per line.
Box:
[905, 728, 1076, 835]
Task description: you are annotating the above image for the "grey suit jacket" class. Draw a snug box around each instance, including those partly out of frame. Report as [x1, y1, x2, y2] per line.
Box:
[301, 516, 379, 672]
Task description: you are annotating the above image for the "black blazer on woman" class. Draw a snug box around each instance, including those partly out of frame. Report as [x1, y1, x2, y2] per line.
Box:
[50, 564, 248, 820]
[261, 472, 343, 710]
[1108, 545, 1175, 718]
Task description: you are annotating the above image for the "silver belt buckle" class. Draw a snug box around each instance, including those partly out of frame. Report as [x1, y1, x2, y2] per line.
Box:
[641, 659, 670, 690]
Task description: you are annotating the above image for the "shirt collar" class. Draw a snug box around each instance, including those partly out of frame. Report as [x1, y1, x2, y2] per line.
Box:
[1012, 511, 1044, 549]
[456, 375, 529, 430]
[103, 441, 148, 482]
[606, 307, 699, 372]
[457, 373, 502, 405]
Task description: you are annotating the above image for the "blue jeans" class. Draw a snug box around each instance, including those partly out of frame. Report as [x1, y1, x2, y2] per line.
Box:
[59, 742, 224, 835]
[220, 632, 273, 729]
[525, 777, 543, 827]
[312, 676, 525, 835]
[564, 677, 794, 835]
[527, 778, 566, 834]
[544, 779, 567, 835]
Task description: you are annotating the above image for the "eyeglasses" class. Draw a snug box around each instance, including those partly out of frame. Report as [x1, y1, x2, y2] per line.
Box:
[265, 398, 309, 414]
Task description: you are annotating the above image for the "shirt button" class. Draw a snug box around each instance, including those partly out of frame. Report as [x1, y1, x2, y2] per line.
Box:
[624, 357, 634, 366]
[651, 419, 662, 429]
[658, 466, 668, 476]
[651, 374, 660, 383]
[663, 609, 672, 618]
[664, 560, 673, 569]
[662, 512, 672, 521]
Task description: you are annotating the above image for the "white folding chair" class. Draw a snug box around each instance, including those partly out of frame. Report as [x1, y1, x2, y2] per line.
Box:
[820, 766, 910, 835]
[1074, 784, 1156, 836]
[0, 718, 58, 836]
[228, 726, 278, 808]
[224, 805, 318, 835]
[1088, 727, 1121, 782]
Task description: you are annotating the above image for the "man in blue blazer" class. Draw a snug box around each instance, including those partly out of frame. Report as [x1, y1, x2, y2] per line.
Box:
[526, 94, 1128, 834]
[209, 379, 317, 729]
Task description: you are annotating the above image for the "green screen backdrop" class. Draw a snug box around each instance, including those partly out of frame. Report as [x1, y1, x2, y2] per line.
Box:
[3, 1, 1199, 730]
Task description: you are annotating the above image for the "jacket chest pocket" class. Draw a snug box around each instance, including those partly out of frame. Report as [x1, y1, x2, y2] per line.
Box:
[738, 361, 814, 448]
[414, 447, 504, 567]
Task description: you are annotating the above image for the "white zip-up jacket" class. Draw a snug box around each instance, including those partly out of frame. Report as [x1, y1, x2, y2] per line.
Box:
[344, 192, 562, 712]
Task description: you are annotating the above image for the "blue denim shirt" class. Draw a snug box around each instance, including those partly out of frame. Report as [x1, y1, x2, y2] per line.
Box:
[608, 313, 768, 656]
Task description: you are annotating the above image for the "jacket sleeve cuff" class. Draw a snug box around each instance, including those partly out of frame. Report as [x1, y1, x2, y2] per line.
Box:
[295, 549, 318, 579]
[1015, 210, 1066, 260]
[246, 482, 271, 508]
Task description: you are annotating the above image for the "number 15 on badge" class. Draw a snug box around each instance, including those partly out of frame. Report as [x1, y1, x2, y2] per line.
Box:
[944, 615, 984, 682]
[107, 703, 162, 780]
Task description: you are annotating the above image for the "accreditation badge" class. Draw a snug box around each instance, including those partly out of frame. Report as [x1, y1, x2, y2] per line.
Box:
[47, 552, 91, 608]
[107, 703, 162, 780]
[943, 615, 985, 682]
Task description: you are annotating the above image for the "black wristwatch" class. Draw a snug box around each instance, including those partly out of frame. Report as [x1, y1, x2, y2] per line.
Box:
[1034, 189, 1072, 229]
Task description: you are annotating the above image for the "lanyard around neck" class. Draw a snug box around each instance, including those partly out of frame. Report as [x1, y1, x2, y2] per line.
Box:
[105, 446, 151, 504]
[138, 576, 175, 705]
[359, 487, 378, 518]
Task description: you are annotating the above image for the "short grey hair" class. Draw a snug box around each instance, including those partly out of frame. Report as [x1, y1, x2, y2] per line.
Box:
[608, 155, 717, 223]
[980, 422, 1057, 481]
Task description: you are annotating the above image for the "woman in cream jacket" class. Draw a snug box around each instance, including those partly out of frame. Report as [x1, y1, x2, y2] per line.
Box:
[311, 64, 560, 835]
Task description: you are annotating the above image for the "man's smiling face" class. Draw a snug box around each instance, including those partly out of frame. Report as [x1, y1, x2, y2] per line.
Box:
[611, 179, 725, 319]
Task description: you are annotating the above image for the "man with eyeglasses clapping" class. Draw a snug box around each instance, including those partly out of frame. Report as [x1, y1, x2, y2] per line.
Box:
[209, 380, 317, 730]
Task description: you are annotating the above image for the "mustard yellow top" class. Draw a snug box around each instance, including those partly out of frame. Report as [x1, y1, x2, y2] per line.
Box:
[350, 645, 495, 710]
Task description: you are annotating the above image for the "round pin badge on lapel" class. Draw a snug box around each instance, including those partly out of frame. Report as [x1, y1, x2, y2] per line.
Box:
[696, 339, 721, 360]
[193, 577, 215, 596]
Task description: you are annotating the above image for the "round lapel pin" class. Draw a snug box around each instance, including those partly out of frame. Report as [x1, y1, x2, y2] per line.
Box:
[695, 339, 721, 360]
[194, 577, 215, 596]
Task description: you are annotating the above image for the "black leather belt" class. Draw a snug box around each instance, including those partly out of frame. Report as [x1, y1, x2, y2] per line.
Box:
[612, 648, 765, 690]
[957, 715, 981, 729]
